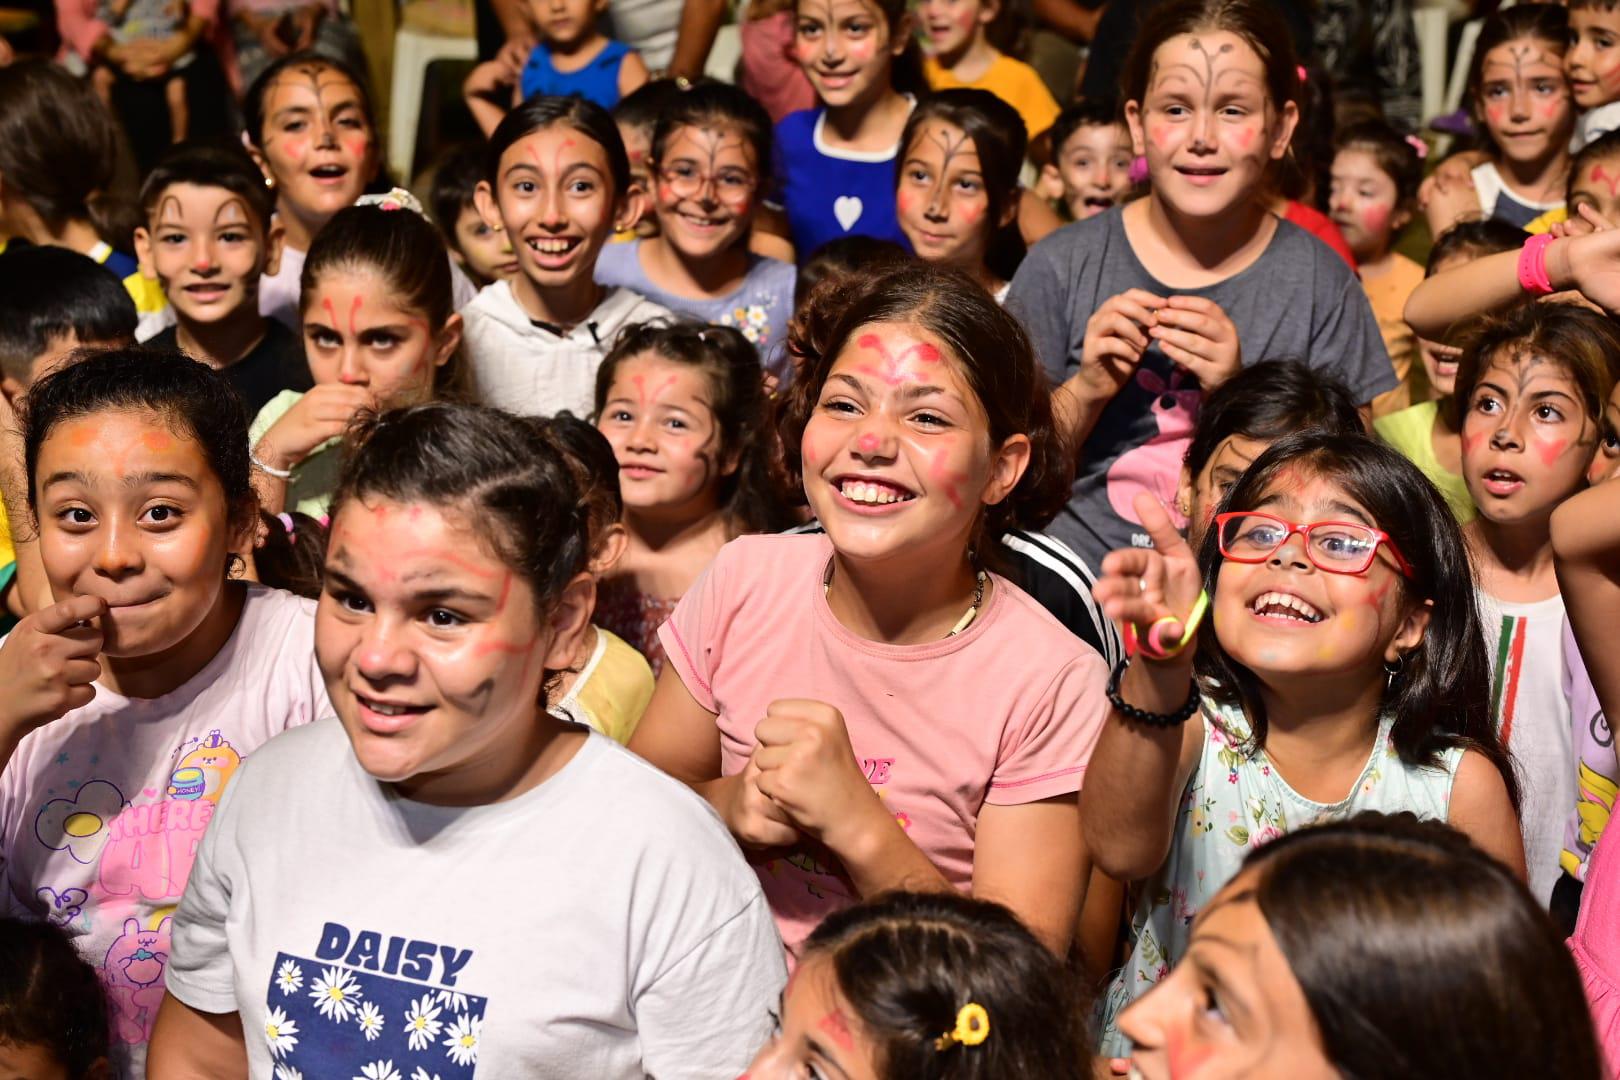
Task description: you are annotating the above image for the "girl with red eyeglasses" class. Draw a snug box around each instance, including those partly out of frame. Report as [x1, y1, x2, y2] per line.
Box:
[1080, 430, 1523, 1061]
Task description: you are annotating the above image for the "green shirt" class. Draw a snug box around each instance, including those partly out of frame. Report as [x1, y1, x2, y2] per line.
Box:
[249, 390, 341, 520]
[1373, 400, 1476, 524]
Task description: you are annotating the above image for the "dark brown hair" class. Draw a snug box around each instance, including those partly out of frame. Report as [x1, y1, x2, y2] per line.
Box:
[0, 60, 134, 251]
[1332, 119, 1424, 209]
[649, 80, 774, 188]
[255, 510, 328, 599]
[1242, 812, 1601, 1079]
[898, 89, 1027, 281]
[803, 891, 1089, 1078]
[543, 411, 626, 572]
[1119, 0, 1301, 116]
[140, 139, 278, 230]
[1453, 298, 1620, 428]
[1466, 4, 1570, 155]
[0, 916, 109, 1078]
[301, 203, 469, 399]
[781, 262, 1072, 549]
[595, 321, 797, 534]
[1193, 431, 1519, 810]
[331, 403, 596, 619]
[486, 95, 630, 199]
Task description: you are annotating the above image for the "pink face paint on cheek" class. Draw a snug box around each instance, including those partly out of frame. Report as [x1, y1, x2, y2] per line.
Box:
[342, 136, 370, 163]
[1535, 436, 1570, 466]
[846, 38, 876, 63]
[897, 190, 914, 215]
[1147, 122, 1173, 152]
[928, 446, 967, 509]
[959, 203, 983, 225]
[1486, 103, 1508, 127]
[1362, 204, 1391, 234]
[816, 1011, 855, 1052]
[1233, 126, 1256, 151]
[1166, 1028, 1215, 1080]
[1462, 428, 1488, 458]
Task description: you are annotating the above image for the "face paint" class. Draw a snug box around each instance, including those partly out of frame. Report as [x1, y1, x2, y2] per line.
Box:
[1591, 163, 1620, 198]
[816, 1010, 855, 1052]
[854, 332, 943, 385]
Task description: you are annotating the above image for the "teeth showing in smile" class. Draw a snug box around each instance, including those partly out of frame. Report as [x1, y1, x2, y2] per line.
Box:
[530, 238, 577, 254]
[1251, 591, 1324, 623]
[361, 696, 413, 716]
[840, 479, 915, 505]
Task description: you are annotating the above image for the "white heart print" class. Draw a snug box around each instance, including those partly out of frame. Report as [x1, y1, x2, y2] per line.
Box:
[833, 195, 863, 232]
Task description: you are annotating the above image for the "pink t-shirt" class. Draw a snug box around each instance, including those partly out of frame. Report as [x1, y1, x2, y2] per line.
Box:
[0, 584, 329, 1076]
[659, 533, 1108, 951]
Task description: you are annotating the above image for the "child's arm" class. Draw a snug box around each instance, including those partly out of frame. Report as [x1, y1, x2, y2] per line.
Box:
[1079, 495, 1207, 881]
[973, 795, 1084, 955]
[148, 994, 248, 1079]
[464, 57, 519, 138]
[618, 48, 649, 100]
[630, 668, 802, 849]
[749, 208, 796, 264]
[1447, 748, 1528, 879]
[1553, 480, 1620, 723]
[1405, 213, 1620, 337]
[668, 0, 727, 78]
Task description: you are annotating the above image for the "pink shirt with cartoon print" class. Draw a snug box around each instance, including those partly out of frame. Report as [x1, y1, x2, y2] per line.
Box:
[659, 533, 1109, 954]
[0, 584, 329, 1078]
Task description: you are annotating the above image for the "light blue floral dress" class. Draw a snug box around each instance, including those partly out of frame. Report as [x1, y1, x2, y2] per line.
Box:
[1096, 699, 1463, 1055]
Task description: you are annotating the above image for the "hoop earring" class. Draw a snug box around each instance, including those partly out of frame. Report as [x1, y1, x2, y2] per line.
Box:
[1384, 654, 1405, 691]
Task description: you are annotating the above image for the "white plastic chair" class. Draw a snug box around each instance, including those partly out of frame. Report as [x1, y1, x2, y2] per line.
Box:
[389, 18, 479, 180]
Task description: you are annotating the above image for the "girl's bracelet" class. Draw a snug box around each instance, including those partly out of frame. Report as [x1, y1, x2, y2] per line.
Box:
[1106, 656, 1201, 728]
[250, 452, 294, 480]
[1122, 590, 1210, 661]
[1518, 233, 1556, 295]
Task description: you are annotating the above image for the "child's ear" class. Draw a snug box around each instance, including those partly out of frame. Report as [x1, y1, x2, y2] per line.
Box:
[433, 312, 464, 368]
[133, 226, 155, 279]
[540, 571, 597, 674]
[614, 185, 647, 234]
[890, 10, 914, 55]
[590, 523, 628, 575]
[1175, 463, 1194, 521]
[1391, 205, 1413, 234]
[474, 181, 502, 231]
[1269, 99, 1301, 162]
[264, 218, 286, 278]
[243, 132, 275, 189]
[1124, 100, 1147, 158]
[1, 373, 25, 406]
[1035, 163, 1065, 201]
[997, 191, 1019, 229]
[978, 0, 1001, 25]
[1388, 596, 1434, 661]
[981, 432, 1032, 506]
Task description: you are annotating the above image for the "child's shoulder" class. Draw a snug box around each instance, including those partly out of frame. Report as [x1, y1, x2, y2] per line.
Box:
[775, 107, 823, 143]
[595, 286, 674, 334]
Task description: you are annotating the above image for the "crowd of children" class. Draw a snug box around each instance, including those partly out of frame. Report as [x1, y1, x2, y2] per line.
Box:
[7, 0, 1620, 1075]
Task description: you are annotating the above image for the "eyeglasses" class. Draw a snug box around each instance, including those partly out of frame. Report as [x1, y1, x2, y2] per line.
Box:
[1214, 511, 1415, 578]
[658, 165, 757, 206]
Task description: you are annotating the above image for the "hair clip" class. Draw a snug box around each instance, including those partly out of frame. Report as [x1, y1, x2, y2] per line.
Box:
[934, 1003, 990, 1051]
[358, 187, 428, 218]
[1404, 134, 1429, 160]
[318, 514, 330, 529]
[277, 512, 295, 536]
[1296, 64, 1308, 84]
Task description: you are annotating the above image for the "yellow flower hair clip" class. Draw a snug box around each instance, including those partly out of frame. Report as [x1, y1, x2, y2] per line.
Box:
[934, 1003, 990, 1050]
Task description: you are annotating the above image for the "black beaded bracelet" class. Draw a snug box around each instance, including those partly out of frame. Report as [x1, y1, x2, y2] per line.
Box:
[1106, 657, 1201, 728]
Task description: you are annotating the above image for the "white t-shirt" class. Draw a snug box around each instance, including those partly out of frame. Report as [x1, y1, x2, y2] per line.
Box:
[1477, 590, 1574, 905]
[462, 279, 672, 418]
[167, 719, 786, 1079]
[0, 584, 328, 1077]
[1573, 101, 1620, 151]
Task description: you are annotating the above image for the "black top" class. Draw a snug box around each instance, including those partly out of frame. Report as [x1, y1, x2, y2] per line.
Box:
[786, 522, 1122, 668]
[149, 319, 313, 416]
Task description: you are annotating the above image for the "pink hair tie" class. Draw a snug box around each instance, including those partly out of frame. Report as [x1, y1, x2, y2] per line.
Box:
[1518, 234, 1557, 295]
[1296, 65, 1308, 84]
[1404, 134, 1429, 160]
[276, 512, 295, 536]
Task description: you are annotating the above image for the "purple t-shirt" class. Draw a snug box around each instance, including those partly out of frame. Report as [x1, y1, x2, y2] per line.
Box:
[1564, 619, 1617, 883]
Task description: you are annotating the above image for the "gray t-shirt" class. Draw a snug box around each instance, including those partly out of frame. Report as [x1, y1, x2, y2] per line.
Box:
[1007, 207, 1395, 565]
[167, 719, 785, 1078]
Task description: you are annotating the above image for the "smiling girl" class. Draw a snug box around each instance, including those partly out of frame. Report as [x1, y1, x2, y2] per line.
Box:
[0, 349, 329, 1073]
[895, 89, 1027, 300]
[763, 0, 922, 256]
[1084, 430, 1522, 1054]
[464, 96, 673, 419]
[150, 402, 785, 1077]
[1424, 6, 1575, 235]
[630, 262, 1107, 959]
[593, 322, 795, 676]
[249, 201, 466, 518]
[595, 82, 798, 382]
[1454, 300, 1620, 906]
[1119, 814, 1601, 1080]
[1007, 0, 1394, 571]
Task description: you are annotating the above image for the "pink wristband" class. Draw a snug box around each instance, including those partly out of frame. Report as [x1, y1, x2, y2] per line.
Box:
[1518, 234, 1556, 295]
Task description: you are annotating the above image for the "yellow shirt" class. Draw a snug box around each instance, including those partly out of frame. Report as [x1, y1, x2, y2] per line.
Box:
[0, 499, 17, 630]
[1362, 252, 1427, 417]
[551, 628, 655, 745]
[1373, 400, 1476, 524]
[1525, 205, 1569, 234]
[924, 52, 1061, 140]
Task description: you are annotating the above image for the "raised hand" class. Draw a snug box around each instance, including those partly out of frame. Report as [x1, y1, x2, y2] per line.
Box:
[1093, 493, 1206, 651]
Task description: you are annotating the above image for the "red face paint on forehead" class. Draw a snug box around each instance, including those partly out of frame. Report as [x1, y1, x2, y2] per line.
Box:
[1590, 163, 1620, 198]
[816, 1010, 855, 1052]
[853, 332, 943, 385]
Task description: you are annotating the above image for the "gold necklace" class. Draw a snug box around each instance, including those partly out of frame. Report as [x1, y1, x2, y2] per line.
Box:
[823, 563, 988, 637]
